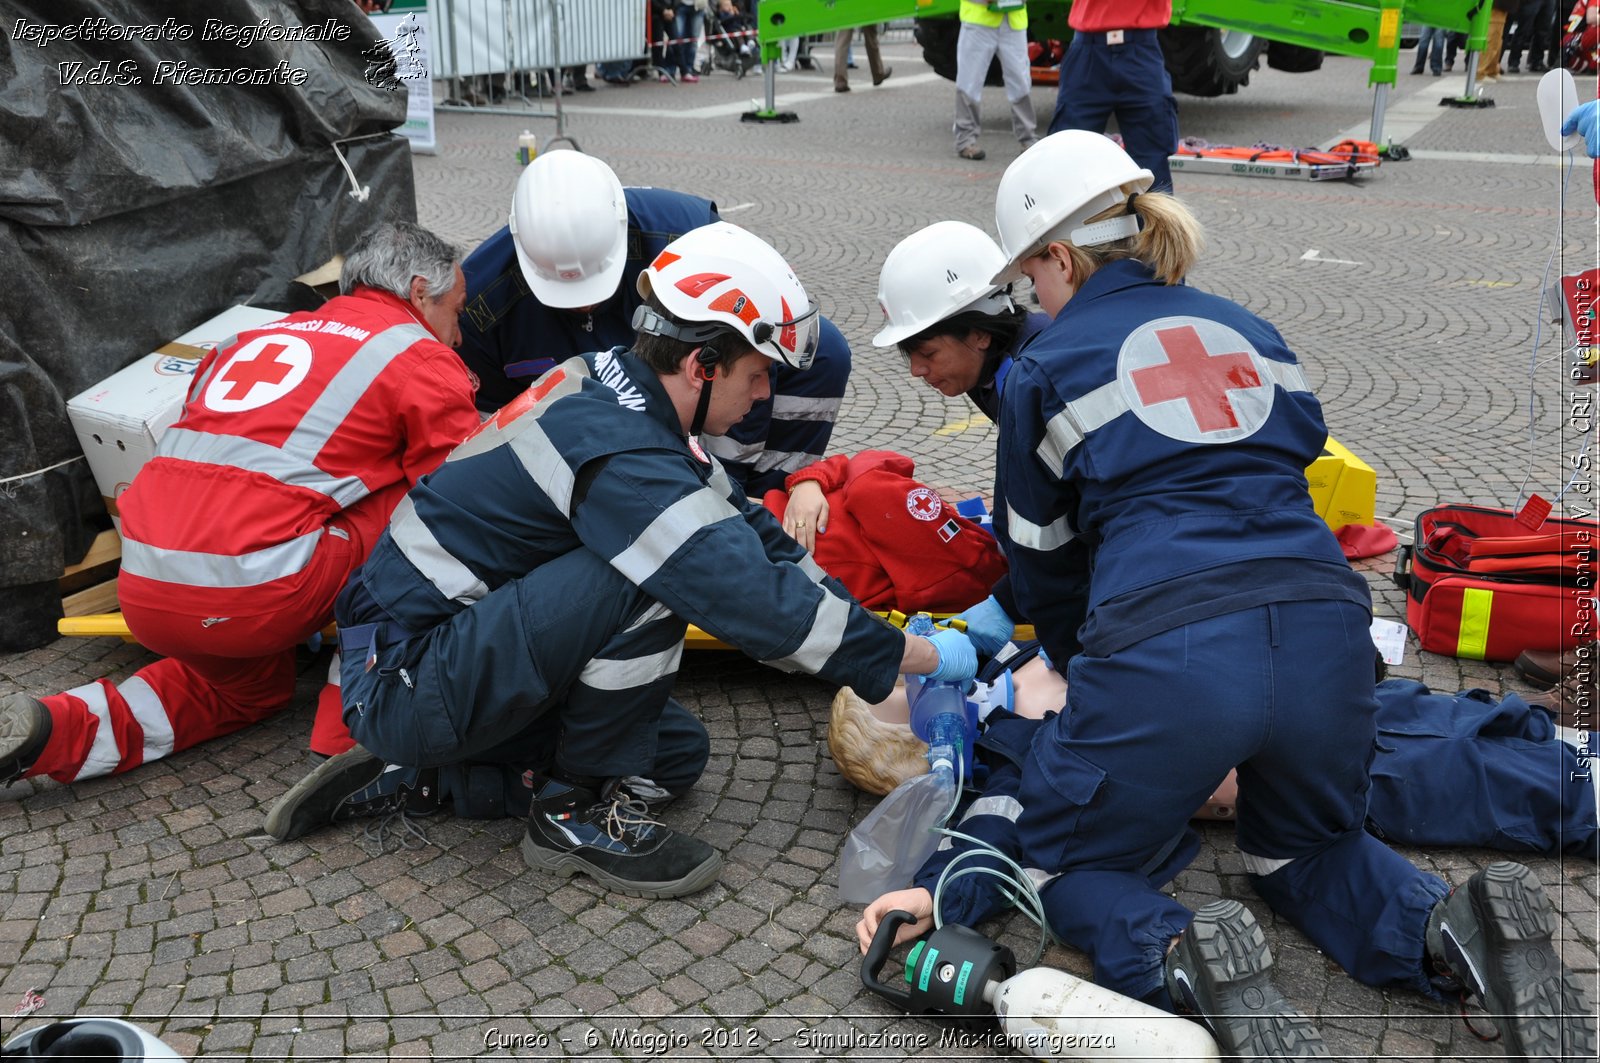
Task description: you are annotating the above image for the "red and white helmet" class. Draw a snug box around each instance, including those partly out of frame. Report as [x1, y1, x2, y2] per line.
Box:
[991, 130, 1153, 286]
[635, 222, 819, 369]
[874, 221, 1013, 347]
[508, 151, 629, 308]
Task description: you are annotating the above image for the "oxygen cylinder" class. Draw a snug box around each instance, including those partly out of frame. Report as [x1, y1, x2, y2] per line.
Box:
[862, 913, 1221, 1063]
[989, 967, 1221, 1062]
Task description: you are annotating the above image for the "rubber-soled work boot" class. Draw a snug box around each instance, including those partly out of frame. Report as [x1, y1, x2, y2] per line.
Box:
[1166, 900, 1330, 1060]
[0, 693, 52, 785]
[1426, 862, 1597, 1061]
[1513, 640, 1598, 689]
[522, 774, 721, 899]
[265, 746, 440, 841]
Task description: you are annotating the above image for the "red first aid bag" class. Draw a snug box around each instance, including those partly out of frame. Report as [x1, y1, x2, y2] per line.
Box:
[1394, 503, 1598, 661]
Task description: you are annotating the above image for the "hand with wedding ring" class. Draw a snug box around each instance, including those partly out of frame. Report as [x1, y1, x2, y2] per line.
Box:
[783, 479, 829, 552]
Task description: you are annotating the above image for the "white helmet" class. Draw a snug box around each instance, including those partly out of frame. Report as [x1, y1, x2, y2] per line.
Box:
[508, 151, 629, 308]
[873, 221, 1014, 348]
[991, 130, 1153, 286]
[4, 1018, 184, 1061]
[634, 221, 820, 370]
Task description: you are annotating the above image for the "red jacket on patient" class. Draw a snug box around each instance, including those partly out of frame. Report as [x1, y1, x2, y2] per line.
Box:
[763, 450, 1008, 612]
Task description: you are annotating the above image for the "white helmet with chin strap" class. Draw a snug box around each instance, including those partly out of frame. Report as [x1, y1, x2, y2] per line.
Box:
[873, 221, 1014, 348]
[633, 221, 819, 371]
[991, 130, 1154, 287]
[633, 221, 820, 438]
[508, 150, 629, 309]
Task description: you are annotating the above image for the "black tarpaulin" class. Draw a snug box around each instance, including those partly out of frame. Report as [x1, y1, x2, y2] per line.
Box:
[0, 0, 418, 649]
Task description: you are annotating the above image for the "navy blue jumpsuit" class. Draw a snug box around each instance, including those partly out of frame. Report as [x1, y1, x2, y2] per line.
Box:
[986, 259, 1449, 1004]
[456, 187, 852, 496]
[336, 349, 905, 813]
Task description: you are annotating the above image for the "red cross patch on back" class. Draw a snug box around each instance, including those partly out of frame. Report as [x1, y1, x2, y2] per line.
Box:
[203, 334, 314, 413]
[1117, 316, 1276, 444]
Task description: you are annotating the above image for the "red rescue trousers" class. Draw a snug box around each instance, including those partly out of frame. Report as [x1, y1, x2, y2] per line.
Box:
[27, 482, 407, 783]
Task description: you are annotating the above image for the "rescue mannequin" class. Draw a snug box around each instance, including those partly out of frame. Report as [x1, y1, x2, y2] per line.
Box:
[858, 131, 1593, 1061]
[454, 150, 852, 496]
[265, 223, 979, 900]
[1, 223, 480, 789]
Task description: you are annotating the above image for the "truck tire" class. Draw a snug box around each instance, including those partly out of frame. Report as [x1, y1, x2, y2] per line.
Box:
[1158, 25, 1263, 96]
[915, 16, 1006, 86]
[1267, 40, 1324, 73]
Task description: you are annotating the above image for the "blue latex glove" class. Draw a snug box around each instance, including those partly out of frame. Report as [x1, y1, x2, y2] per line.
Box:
[1562, 101, 1600, 158]
[926, 627, 979, 684]
[951, 594, 1015, 657]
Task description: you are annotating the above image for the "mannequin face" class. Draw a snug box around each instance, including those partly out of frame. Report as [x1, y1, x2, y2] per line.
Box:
[1019, 243, 1076, 318]
[905, 330, 991, 396]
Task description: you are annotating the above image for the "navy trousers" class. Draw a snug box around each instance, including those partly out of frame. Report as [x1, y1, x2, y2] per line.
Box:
[343, 546, 699, 786]
[1047, 29, 1178, 193]
[1016, 599, 1447, 1003]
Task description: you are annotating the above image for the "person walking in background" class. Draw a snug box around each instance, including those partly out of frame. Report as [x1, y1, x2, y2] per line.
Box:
[953, 0, 1035, 161]
[1506, 0, 1558, 70]
[1411, 24, 1448, 75]
[834, 24, 891, 91]
[1480, 0, 1523, 81]
[1046, 0, 1178, 191]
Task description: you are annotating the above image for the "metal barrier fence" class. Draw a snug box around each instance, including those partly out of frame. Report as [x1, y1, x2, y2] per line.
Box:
[430, 0, 646, 134]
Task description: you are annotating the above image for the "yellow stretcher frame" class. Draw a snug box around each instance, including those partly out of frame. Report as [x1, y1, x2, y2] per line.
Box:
[55, 434, 1371, 651]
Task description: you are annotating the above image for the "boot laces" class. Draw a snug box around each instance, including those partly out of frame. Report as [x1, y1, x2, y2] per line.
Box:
[361, 806, 433, 855]
[596, 788, 662, 843]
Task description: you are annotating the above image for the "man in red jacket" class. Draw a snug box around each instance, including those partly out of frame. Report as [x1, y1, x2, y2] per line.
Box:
[1, 222, 481, 787]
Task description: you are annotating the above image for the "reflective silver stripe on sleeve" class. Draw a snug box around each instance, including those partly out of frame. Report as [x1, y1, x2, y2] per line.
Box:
[1261, 359, 1310, 393]
[797, 553, 829, 584]
[1005, 504, 1075, 552]
[1023, 867, 1060, 890]
[707, 460, 741, 504]
[285, 324, 432, 456]
[120, 529, 323, 588]
[121, 676, 175, 763]
[960, 795, 1023, 824]
[1240, 852, 1295, 876]
[765, 590, 851, 674]
[508, 421, 576, 516]
[771, 394, 842, 421]
[610, 488, 742, 585]
[1036, 379, 1128, 474]
[388, 494, 490, 605]
[578, 642, 685, 691]
[750, 447, 816, 475]
[158, 428, 369, 507]
[702, 434, 764, 463]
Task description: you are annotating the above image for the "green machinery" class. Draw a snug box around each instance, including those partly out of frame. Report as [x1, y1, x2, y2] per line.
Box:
[744, 1, 1495, 142]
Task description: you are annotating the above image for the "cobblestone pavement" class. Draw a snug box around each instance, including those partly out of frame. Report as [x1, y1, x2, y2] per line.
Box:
[4, 46, 1599, 1061]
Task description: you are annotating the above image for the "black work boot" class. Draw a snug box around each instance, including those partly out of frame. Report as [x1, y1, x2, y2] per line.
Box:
[522, 774, 721, 899]
[1166, 900, 1330, 1059]
[266, 746, 440, 841]
[1426, 862, 1597, 1060]
[0, 693, 52, 785]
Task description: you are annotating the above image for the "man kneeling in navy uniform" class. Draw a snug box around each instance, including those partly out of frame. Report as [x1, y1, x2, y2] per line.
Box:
[266, 223, 976, 900]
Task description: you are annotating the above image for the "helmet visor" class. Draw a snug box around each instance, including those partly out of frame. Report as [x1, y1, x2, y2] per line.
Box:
[752, 302, 821, 370]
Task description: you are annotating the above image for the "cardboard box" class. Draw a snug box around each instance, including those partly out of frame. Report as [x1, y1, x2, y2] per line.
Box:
[67, 305, 285, 526]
